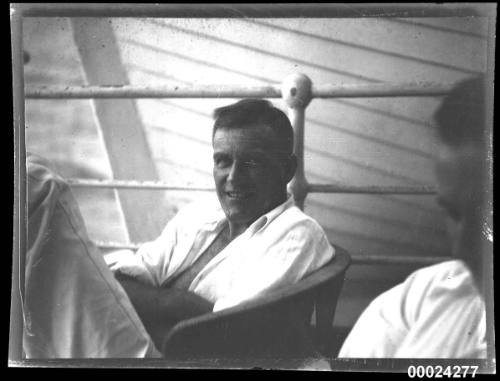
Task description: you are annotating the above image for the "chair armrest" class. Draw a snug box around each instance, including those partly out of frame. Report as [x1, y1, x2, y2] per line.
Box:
[166, 244, 350, 334]
[161, 246, 351, 357]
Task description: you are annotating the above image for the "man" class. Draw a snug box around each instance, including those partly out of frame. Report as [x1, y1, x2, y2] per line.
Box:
[108, 99, 334, 347]
[22, 99, 334, 358]
[338, 76, 490, 358]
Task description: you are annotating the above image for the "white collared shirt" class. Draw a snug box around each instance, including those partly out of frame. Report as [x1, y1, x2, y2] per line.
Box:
[338, 260, 487, 358]
[108, 196, 334, 311]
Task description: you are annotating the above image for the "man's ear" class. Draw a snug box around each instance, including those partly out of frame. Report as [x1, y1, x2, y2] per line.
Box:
[284, 154, 298, 183]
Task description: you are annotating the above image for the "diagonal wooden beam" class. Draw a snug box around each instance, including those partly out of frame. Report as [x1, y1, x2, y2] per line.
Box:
[71, 18, 168, 242]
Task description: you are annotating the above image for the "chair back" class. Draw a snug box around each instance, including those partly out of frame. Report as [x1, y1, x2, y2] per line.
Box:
[162, 245, 351, 360]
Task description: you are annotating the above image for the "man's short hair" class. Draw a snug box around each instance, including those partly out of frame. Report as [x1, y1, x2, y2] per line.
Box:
[434, 76, 486, 147]
[212, 99, 294, 155]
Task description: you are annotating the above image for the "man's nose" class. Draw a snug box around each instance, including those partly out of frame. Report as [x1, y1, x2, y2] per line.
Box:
[227, 161, 246, 184]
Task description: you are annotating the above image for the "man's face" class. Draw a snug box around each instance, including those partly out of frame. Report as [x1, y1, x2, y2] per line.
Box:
[213, 125, 293, 227]
[434, 142, 481, 256]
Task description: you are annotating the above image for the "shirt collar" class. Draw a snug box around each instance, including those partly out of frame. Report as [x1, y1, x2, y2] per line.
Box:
[204, 195, 295, 235]
[246, 195, 295, 236]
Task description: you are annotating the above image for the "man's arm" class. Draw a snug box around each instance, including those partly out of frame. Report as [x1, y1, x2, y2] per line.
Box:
[115, 273, 214, 348]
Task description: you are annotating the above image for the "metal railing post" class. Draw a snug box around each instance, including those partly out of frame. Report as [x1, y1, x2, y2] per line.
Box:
[282, 73, 313, 210]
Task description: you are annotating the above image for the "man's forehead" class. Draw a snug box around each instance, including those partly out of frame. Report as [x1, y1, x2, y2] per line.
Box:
[213, 125, 284, 151]
[214, 123, 276, 138]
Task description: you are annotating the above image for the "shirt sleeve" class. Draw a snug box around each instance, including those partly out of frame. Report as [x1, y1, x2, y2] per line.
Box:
[339, 261, 486, 358]
[338, 282, 409, 358]
[394, 262, 486, 358]
[108, 213, 181, 287]
[212, 219, 334, 312]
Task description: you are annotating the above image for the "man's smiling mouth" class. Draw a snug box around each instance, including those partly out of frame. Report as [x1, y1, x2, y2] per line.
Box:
[226, 191, 255, 200]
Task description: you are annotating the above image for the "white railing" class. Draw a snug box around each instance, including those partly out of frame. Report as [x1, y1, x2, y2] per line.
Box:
[26, 82, 453, 99]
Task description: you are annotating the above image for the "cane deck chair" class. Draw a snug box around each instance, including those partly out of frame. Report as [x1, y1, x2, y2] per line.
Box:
[160, 245, 351, 360]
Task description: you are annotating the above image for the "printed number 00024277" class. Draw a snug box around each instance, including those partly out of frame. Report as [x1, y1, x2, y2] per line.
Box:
[407, 365, 479, 378]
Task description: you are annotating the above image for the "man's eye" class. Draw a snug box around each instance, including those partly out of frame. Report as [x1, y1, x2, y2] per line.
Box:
[214, 157, 230, 168]
[244, 159, 261, 167]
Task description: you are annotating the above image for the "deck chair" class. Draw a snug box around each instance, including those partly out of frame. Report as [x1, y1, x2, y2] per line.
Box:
[161, 245, 351, 361]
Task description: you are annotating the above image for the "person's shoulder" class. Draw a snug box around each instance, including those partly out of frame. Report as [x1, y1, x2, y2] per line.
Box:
[365, 262, 470, 309]
[271, 206, 332, 255]
[279, 204, 327, 232]
[401, 260, 479, 310]
[408, 260, 473, 288]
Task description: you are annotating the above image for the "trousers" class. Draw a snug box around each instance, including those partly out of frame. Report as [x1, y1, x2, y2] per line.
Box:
[23, 154, 161, 358]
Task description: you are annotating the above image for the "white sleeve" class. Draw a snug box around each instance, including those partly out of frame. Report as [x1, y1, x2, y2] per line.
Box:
[394, 265, 487, 358]
[108, 214, 181, 287]
[338, 283, 409, 358]
[339, 262, 487, 358]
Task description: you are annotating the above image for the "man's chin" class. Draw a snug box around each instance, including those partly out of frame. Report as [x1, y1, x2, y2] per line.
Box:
[225, 209, 253, 223]
[223, 205, 256, 226]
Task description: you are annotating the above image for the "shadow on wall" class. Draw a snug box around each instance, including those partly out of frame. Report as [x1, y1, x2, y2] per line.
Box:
[241, 19, 482, 75]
